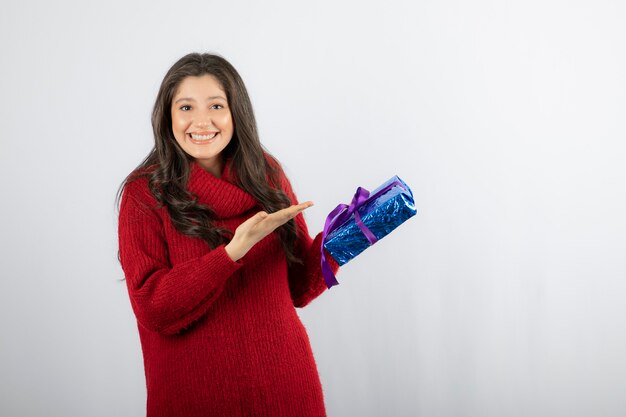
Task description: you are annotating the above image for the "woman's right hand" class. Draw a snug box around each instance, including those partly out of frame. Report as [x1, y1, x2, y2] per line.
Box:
[225, 201, 314, 262]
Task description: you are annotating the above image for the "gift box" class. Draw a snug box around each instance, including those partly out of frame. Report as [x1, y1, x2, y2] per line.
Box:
[321, 176, 418, 288]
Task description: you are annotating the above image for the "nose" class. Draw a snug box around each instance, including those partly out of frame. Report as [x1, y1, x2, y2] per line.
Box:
[194, 121, 214, 130]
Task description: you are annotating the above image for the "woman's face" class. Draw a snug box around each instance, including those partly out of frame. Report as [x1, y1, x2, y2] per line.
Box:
[171, 74, 234, 177]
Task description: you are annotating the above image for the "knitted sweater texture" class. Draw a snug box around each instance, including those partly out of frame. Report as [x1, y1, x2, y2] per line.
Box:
[117, 159, 339, 416]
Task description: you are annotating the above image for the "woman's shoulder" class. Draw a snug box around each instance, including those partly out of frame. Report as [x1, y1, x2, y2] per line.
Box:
[120, 165, 160, 210]
[262, 152, 300, 203]
[263, 152, 290, 186]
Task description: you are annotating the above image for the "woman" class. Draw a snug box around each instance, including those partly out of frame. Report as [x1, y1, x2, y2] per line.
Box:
[116, 52, 339, 416]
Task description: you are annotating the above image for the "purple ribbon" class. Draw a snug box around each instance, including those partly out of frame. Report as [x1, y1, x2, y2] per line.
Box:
[321, 186, 379, 289]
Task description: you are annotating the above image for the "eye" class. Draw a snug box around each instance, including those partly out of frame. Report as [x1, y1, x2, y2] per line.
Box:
[179, 105, 191, 111]
[211, 104, 224, 110]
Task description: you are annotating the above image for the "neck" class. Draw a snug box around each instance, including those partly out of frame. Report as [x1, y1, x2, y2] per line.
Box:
[197, 157, 224, 178]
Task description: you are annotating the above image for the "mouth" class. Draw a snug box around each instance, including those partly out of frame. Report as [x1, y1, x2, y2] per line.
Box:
[188, 131, 219, 144]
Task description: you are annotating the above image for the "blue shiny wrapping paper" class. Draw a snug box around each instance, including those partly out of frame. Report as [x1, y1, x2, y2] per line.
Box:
[323, 176, 417, 266]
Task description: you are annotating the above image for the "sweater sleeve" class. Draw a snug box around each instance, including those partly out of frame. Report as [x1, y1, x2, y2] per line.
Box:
[117, 183, 243, 335]
[279, 173, 340, 307]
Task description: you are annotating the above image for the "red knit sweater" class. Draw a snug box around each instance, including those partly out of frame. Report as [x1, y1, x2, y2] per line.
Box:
[117, 158, 339, 416]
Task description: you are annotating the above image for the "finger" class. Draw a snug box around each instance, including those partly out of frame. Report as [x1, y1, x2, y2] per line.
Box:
[256, 202, 313, 230]
[283, 201, 314, 217]
[266, 205, 308, 226]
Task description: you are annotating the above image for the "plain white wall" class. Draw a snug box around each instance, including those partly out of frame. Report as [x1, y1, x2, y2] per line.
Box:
[1, 0, 625, 416]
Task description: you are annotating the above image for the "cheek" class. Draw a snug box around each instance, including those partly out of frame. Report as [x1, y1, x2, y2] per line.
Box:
[218, 113, 234, 131]
[172, 114, 190, 132]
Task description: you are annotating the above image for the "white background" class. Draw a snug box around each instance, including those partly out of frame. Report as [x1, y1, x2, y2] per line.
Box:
[1, 1, 625, 416]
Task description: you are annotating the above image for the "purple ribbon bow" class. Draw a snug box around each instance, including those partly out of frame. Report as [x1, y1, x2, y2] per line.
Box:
[321, 186, 379, 289]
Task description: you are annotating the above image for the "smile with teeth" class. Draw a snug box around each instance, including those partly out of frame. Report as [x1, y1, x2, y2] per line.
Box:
[189, 132, 219, 141]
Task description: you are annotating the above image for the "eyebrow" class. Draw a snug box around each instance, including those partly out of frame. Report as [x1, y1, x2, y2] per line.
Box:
[174, 96, 226, 103]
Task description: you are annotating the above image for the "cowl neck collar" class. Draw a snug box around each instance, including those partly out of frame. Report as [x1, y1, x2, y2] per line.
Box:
[186, 158, 258, 218]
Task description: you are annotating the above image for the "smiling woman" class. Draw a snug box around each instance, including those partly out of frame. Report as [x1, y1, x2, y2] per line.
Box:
[171, 75, 234, 177]
[114, 52, 339, 417]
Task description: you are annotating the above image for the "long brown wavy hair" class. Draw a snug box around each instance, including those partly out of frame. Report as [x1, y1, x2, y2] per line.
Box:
[115, 52, 301, 265]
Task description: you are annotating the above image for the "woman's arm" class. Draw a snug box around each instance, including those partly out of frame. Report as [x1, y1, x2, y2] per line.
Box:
[279, 172, 340, 307]
[117, 184, 242, 336]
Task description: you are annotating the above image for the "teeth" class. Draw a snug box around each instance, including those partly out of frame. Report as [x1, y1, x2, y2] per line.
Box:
[190, 132, 218, 140]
